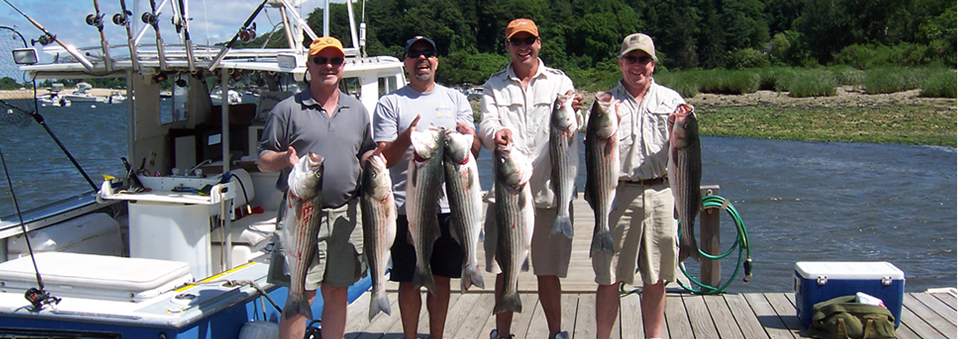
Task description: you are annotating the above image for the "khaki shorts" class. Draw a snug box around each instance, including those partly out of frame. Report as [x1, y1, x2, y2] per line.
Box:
[268, 198, 366, 289]
[483, 203, 573, 278]
[592, 181, 677, 286]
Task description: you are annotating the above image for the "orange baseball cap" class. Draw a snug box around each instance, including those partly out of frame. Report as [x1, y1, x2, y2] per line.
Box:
[505, 18, 538, 39]
[309, 37, 345, 56]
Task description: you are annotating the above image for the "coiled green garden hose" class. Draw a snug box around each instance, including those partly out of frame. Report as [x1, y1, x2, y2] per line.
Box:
[676, 194, 751, 294]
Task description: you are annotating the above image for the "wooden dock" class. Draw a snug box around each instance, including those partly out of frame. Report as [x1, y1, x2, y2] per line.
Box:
[343, 198, 958, 338]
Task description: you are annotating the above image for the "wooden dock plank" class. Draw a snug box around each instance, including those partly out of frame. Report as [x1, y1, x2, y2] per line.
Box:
[619, 293, 643, 339]
[510, 293, 539, 337]
[525, 295, 550, 338]
[900, 300, 949, 339]
[743, 293, 797, 339]
[764, 292, 806, 338]
[664, 295, 692, 338]
[912, 292, 958, 327]
[933, 292, 957, 310]
[904, 293, 957, 338]
[683, 295, 720, 338]
[574, 294, 598, 339]
[727, 293, 770, 339]
[703, 294, 743, 338]
[454, 293, 496, 339]
[443, 293, 481, 338]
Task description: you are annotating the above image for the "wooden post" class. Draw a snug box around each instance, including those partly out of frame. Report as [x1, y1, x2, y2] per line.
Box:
[700, 185, 721, 288]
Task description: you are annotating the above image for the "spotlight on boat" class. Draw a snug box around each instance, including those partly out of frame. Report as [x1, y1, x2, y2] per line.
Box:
[12, 48, 38, 65]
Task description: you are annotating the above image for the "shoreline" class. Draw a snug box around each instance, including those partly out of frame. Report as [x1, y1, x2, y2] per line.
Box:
[0, 88, 126, 99]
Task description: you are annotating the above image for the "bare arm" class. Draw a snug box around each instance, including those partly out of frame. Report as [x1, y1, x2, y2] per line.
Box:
[257, 146, 298, 172]
[380, 115, 420, 168]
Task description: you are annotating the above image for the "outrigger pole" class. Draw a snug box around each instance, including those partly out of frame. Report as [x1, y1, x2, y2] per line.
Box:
[2, 0, 96, 70]
[88, 0, 114, 72]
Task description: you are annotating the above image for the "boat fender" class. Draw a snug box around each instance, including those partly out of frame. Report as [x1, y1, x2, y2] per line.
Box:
[238, 321, 278, 339]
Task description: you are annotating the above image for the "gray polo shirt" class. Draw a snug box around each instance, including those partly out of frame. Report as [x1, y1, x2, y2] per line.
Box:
[259, 90, 375, 208]
[373, 84, 473, 215]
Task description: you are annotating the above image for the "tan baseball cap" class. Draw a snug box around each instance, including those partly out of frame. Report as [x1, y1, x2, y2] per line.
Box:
[619, 33, 657, 61]
[309, 36, 345, 56]
[505, 18, 539, 39]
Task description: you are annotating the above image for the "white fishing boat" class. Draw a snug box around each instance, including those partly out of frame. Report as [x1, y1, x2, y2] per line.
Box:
[61, 82, 105, 103]
[0, 0, 404, 337]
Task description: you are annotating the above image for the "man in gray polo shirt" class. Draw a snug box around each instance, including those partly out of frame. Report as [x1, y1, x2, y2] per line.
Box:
[258, 36, 375, 339]
[373, 35, 479, 339]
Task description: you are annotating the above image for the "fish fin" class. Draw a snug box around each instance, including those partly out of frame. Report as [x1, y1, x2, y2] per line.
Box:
[521, 257, 530, 272]
[368, 290, 391, 320]
[495, 292, 523, 314]
[413, 268, 439, 296]
[590, 230, 614, 257]
[550, 214, 574, 239]
[282, 293, 313, 320]
[461, 266, 486, 292]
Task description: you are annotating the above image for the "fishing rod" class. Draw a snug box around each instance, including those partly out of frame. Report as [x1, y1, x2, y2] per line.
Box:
[113, 0, 139, 71]
[0, 147, 62, 311]
[87, 0, 114, 71]
[142, 0, 167, 70]
[1, 0, 95, 70]
[173, 0, 196, 71]
[207, 0, 268, 71]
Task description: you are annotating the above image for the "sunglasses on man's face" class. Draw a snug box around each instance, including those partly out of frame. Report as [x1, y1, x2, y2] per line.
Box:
[312, 56, 345, 66]
[622, 55, 654, 65]
[406, 49, 437, 59]
[508, 36, 538, 47]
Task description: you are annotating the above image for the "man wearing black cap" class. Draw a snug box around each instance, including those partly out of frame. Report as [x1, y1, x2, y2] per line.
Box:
[373, 35, 480, 339]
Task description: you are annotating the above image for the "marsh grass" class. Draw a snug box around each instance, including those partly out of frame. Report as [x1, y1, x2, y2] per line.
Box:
[789, 69, 838, 97]
[919, 70, 957, 98]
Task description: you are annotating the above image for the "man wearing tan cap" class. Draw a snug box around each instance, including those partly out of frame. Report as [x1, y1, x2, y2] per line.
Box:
[259, 36, 375, 339]
[478, 18, 583, 339]
[593, 33, 686, 339]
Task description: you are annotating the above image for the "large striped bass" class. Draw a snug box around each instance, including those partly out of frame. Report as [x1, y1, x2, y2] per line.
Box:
[549, 92, 580, 239]
[584, 92, 620, 257]
[442, 129, 485, 292]
[493, 142, 534, 314]
[668, 103, 702, 262]
[406, 125, 445, 296]
[360, 152, 396, 320]
[281, 153, 325, 320]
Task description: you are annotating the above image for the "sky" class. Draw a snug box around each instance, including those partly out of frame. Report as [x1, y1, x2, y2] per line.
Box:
[0, 0, 337, 62]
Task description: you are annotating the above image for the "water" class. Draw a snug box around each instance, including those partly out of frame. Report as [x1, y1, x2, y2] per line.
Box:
[1, 103, 955, 293]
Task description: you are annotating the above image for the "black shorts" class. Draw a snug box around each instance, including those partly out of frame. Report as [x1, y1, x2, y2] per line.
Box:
[389, 213, 464, 282]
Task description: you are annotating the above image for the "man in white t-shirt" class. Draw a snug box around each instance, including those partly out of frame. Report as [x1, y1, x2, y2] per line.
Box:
[373, 35, 479, 339]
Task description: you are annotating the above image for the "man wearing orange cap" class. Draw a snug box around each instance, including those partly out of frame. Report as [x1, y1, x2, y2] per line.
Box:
[478, 18, 583, 339]
[259, 36, 375, 339]
[594, 33, 686, 339]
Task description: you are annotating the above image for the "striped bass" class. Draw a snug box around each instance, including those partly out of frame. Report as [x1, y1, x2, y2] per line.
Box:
[406, 125, 445, 296]
[668, 104, 702, 262]
[360, 152, 396, 320]
[549, 92, 580, 239]
[584, 92, 620, 257]
[493, 142, 534, 314]
[442, 129, 485, 292]
[281, 153, 325, 320]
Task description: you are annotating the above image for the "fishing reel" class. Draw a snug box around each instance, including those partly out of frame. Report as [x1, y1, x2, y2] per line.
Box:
[31, 33, 54, 46]
[25, 287, 60, 311]
[85, 13, 105, 30]
[141, 11, 159, 27]
[112, 10, 132, 26]
[239, 23, 256, 42]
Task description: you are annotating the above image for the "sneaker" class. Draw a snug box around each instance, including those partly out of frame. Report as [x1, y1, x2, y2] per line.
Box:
[553, 331, 569, 339]
[490, 329, 514, 339]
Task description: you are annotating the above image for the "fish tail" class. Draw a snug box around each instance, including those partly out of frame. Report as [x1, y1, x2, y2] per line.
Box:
[412, 267, 438, 296]
[590, 230, 614, 257]
[461, 265, 486, 292]
[494, 291, 522, 314]
[282, 293, 312, 320]
[368, 290, 391, 320]
[679, 228, 702, 263]
[550, 214, 574, 239]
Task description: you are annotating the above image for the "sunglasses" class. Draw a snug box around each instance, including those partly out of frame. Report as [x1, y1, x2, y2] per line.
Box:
[312, 56, 345, 66]
[622, 55, 654, 65]
[406, 49, 437, 59]
[508, 36, 538, 47]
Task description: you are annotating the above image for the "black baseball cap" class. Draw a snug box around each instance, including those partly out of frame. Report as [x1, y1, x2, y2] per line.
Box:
[403, 36, 437, 55]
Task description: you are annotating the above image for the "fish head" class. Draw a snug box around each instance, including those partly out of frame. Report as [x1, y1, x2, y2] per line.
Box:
[668, 104, 698, 148]
[288, 152, 325, 200]
[410, 125, 445, 162]
[443, 129, 475, 165]
[362, 153, 392, 200]
[588, 92, 620, 140]
[551, 93, 578, 133]
[494, 142, 532, 190]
